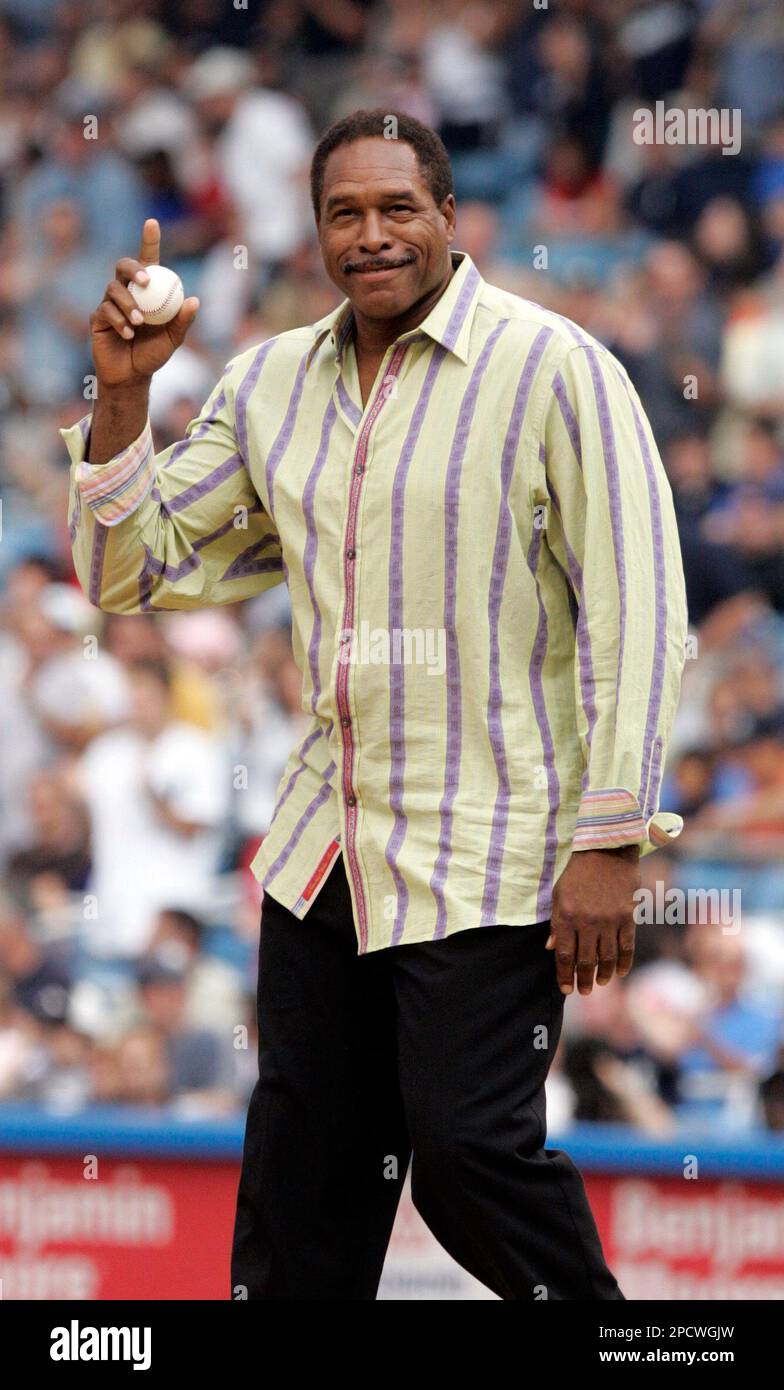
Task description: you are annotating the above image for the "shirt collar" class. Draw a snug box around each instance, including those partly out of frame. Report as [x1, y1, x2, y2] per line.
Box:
[306, 251, 484, 371]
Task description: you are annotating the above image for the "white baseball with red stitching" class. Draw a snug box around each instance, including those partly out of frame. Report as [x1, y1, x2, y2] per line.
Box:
[129, 265, 185, 325]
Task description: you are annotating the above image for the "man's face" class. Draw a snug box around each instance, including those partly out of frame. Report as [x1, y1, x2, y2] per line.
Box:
[317, 136, 456, 321]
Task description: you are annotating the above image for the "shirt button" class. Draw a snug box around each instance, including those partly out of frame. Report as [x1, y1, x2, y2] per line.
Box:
[354, 463, 364, 476]
[341, 715, 350, 728]
[346, 794, 357, 807]
[346, 547, 356, 560]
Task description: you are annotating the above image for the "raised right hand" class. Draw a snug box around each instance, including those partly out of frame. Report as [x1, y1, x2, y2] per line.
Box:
[90, 218, 200, 390]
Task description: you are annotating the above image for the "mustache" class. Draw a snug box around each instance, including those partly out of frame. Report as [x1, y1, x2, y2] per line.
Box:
[343, 254, 416, 273]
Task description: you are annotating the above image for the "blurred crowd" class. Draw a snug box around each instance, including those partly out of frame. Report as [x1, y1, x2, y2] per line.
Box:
[1, 0, 784, 1134]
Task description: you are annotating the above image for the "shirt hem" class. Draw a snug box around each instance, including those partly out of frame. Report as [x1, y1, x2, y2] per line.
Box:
[361, 910, 555, 955]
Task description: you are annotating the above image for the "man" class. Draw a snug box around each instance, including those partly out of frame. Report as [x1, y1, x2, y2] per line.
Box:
[78, 658, 229, 960]
[183, 47, 314, 269]
[64, 109, 688, 1300]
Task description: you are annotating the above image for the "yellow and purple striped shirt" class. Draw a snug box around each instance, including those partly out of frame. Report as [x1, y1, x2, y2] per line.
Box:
[64, 250, 688, 954]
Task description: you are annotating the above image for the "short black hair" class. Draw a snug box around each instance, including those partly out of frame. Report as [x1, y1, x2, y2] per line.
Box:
[310, 108, 453, 220]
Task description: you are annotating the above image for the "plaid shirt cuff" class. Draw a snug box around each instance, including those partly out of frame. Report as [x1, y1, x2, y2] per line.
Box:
[73, 416, 155, 528]
[572, 788, 683, 856]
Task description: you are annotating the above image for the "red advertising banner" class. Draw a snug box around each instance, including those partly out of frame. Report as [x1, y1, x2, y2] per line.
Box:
[589, 1174, 784, 1301]
[1, 1156, 783, 1300]
[0, 1157, 236, 1300]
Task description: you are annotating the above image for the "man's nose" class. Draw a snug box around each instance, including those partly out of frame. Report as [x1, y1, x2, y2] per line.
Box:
[357, 211, 390, 250]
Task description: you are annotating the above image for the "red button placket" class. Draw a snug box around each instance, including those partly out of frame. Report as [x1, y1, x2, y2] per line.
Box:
[336, 343, 407, 953]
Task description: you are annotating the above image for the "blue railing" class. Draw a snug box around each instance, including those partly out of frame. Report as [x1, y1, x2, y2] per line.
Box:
[2, 1103, 784, 1178]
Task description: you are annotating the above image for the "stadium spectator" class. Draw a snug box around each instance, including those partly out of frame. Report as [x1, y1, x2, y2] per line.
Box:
[29, 585, 130, 750]
[135, 956, 237, 1112]
[676, 922, 783, 1123]
[0, 892, 71, 1028]
[181, 46, 313, 273]
[113, 1024, 171, 1106]
[77, 658, 230, 960]
[145, 907, 245, 1034]
[5, 767, 91, 901]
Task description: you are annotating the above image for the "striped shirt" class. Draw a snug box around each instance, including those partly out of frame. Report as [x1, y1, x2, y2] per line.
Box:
[63, 249, 688, 954]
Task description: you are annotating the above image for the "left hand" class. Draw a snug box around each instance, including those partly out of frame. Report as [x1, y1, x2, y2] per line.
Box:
[547, 846, 640, 996]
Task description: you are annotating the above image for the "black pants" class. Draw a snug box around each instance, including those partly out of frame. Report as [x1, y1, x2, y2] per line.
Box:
[231, 855, 624, 1301]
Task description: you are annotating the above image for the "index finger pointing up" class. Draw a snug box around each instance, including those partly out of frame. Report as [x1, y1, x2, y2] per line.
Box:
[138, 218, 160, 266]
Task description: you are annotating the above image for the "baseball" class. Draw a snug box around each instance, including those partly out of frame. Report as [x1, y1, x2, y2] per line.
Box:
[129, 265, 185, 325]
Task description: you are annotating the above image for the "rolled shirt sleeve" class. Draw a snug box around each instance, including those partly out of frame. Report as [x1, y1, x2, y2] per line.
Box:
[72, 418, 157, 528]
[62, 355, 285, 613]
[541, 341, 689, 857]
